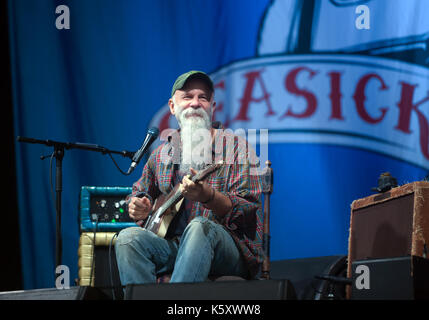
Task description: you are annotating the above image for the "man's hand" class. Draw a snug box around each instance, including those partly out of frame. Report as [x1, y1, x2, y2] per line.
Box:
[181, 168, 212, 203]
[128, 196, 152, 221]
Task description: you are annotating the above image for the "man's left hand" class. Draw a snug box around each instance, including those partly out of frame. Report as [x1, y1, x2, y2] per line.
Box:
[181, 168, 212, 203]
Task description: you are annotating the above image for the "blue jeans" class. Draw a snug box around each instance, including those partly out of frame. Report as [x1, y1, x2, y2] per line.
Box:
[115, 216, 248, 285]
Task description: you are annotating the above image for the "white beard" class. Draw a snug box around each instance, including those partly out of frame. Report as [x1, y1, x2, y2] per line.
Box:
[175, 105, 212, 174]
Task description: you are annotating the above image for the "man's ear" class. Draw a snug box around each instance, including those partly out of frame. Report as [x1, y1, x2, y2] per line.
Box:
[168, 98, 175, 115]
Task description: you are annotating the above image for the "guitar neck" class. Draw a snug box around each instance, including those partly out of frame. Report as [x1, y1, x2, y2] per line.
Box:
[144, 163, 222, 234]
[152, 164, 221, 219]
[157, 187, 183, 215]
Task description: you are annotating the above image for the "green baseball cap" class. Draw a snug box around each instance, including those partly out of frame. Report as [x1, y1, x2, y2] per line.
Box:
[171, 70, 214, 97]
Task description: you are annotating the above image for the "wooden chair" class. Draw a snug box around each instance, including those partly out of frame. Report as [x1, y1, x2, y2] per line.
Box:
[157, 160, 273, 283]
[260, 159, 273, 280]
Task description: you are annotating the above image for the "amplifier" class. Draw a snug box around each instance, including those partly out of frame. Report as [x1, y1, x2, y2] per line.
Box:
[77, 231, 123, 299]
[351, 256, 429, 300]
[347, 181, 429, 276]
[346, 181, 429, 298]
[79, 186, 136, 232]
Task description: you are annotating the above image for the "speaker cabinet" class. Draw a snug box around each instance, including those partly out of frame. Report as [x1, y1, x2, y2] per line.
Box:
[78, 232, 118, 286]
[0, 286, 111, 300]
[351, 256, 429, 300]
[347, 181, 429, 297]
[125, 279, 296, 300]
[77, 232, 123, 299]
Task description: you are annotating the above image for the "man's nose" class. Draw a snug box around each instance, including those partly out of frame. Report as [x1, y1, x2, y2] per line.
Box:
[190, 96, 201, 109]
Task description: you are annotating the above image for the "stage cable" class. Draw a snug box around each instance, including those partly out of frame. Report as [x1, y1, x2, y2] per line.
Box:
[109, 231, 120, 300]
[89, 216, 98, 288]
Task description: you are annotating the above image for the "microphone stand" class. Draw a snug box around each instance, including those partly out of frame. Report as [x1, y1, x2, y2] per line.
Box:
[16, 136, 135, 279]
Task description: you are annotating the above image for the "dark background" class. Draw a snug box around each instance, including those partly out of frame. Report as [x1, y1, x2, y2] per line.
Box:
[1, 0, 22, 291]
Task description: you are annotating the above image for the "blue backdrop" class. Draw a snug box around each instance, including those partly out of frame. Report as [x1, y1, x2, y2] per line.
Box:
[8, 0, 428, 289]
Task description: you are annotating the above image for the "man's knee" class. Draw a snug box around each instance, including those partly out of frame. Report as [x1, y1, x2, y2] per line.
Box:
[116, 227, 147, 246]
[184, 216, 217, 237]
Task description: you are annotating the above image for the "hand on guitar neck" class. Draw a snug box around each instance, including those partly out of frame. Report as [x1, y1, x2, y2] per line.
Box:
[180, 168, 213, 203]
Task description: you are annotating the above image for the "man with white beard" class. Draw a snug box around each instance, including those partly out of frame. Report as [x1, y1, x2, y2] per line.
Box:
[172, 76, 213, 174]
[115, 71, 264, 285]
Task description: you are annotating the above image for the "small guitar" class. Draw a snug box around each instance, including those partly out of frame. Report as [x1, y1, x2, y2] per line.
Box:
[142, 161, 222, 238]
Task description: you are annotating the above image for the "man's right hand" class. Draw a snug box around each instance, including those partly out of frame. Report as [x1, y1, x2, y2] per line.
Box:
[128, 196, 152, 221]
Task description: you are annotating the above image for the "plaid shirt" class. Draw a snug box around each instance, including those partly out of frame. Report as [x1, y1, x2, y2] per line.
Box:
[128, 128, 264, 278]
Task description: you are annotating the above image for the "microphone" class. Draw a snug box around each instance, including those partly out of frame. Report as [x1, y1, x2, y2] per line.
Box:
[127, 127, 159, 174]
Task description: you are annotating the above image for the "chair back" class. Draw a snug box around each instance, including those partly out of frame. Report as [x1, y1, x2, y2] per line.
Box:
[260, 160, 273, 280]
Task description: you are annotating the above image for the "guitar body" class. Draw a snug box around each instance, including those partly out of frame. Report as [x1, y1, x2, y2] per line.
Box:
[143, 184, 184, 238]
[141, 162, 222, 238]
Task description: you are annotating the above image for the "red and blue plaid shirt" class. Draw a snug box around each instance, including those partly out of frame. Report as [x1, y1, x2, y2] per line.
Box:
[129, 128, 264, 278]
